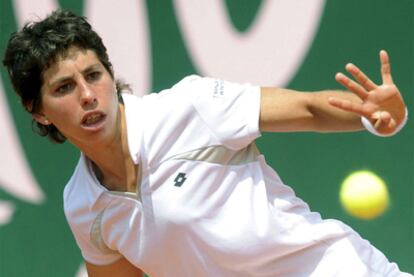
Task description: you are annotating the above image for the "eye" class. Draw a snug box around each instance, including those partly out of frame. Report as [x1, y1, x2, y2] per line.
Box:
[55, 82, 75, 95]
[86, 71, 102, 82]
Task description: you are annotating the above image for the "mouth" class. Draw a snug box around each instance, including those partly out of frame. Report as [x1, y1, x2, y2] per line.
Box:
[81, 111, 107, 130]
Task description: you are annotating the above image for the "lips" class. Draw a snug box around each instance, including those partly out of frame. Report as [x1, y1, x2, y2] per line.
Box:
[81, 111, 106, 129]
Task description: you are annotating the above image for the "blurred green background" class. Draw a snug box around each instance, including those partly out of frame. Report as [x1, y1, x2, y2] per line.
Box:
[0, 0, 412, 276]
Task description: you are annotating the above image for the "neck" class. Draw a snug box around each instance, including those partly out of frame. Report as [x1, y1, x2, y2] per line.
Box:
[78, 105, 137, 192]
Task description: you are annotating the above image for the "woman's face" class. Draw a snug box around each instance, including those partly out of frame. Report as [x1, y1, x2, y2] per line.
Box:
[35, 46, 120, 147]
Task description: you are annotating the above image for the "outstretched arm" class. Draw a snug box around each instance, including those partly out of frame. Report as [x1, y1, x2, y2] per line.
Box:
[259, 50, 406, 135]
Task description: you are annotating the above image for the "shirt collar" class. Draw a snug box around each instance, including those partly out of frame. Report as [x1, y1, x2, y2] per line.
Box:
[75, 94, 143, 208]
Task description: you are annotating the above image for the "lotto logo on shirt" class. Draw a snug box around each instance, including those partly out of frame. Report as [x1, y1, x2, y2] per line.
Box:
[174, 173, 187, 187]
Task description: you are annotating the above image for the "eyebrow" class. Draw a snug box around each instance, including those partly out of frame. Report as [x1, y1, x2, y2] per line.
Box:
[47, 63, 103, 88]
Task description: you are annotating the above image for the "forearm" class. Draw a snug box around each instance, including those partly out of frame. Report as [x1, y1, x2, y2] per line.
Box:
[259, 87, 364, 133]
[306, 90, 365, 132]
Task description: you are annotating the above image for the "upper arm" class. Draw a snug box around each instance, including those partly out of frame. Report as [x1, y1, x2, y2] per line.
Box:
[86, 257, 144, 277]
[259, 87, 314, 132]
[175, 75, 261, 150]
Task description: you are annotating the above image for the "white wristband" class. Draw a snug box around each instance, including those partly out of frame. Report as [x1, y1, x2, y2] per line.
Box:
[361, 108, 408, 137]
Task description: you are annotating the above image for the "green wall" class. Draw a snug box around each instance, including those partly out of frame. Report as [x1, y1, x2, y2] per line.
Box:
[0, 0, 412, 276]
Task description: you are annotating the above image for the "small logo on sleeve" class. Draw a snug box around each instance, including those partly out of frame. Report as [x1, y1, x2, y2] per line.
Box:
[174, 173, 187, 187]
[213, 80, 224, 97]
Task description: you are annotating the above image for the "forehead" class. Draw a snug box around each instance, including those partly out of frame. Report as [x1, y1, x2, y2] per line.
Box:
[42, 47, 101, 81]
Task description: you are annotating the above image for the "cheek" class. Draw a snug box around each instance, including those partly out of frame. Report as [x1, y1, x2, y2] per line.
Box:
[102, 82, 120, 107]
[42, 97, 78, 122]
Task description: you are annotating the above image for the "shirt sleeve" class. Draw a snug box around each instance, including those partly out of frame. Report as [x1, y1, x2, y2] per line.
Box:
[65, 209, 123, 266]
[172, 75, 262, 150]
[98, 195, 145, 267]
[64, 174, 123, 266]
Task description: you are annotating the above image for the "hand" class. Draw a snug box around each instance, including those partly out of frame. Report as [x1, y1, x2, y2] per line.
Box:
[328, 50, 406, 135]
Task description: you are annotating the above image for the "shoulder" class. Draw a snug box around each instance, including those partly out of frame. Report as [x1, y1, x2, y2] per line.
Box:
[123, 75, 248, 105]
[170, 74, 204, 89]
[63, 154, 107, 235]
[63, 154, 104, 212]
[157, 75, 222, 97]
[63, 155, 123, 265]
[170, 75, 221, 95]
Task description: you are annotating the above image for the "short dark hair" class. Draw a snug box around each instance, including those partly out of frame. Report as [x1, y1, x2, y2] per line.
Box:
[3, 10, 117, 143]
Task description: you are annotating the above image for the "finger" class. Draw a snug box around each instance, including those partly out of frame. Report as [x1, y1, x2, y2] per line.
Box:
[374, 117, 382, 129]
[380, 50, 394, 84]
[328, 97, 371, 118]
[377, 111, 397, 129]
[379, 112, 392, 126]
[372, 111, 395, 129]
[335, 73, 368, 100]
[388, 118, 397, 129]
[346, 63, 377, 91]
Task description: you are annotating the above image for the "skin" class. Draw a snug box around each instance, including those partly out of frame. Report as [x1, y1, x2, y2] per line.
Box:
[38, 48, 120, 147]
[331, 50, 405, 132]
[34, 47, 143, 276]
[260, 51, 406, 134]
[35, 47, 138, 192]
[32, 48, 406, 277]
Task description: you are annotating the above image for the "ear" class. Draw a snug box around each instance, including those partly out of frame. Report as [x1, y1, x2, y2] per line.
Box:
[32, 113, 51, 125]
[27, 100, 51, 125]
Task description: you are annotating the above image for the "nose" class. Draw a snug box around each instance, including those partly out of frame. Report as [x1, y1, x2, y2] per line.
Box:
[79, 82, 97, 109]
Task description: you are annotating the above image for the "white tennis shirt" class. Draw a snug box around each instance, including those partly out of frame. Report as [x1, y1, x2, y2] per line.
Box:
[64, 76, 409, 276]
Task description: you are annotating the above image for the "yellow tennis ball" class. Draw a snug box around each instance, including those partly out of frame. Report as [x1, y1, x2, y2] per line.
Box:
[340, 170, 389, 220]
